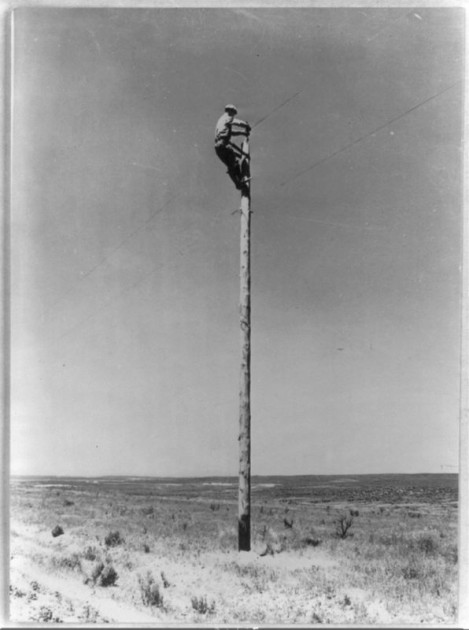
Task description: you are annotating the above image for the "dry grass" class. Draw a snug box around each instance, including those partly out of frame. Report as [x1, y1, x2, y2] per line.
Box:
[9, 475, 458, 624]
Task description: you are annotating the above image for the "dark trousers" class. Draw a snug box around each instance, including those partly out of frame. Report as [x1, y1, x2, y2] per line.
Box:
[215, 141, 240, 176]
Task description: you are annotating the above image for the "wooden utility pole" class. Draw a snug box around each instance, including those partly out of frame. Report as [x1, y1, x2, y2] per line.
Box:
[238, 138, 251, 551]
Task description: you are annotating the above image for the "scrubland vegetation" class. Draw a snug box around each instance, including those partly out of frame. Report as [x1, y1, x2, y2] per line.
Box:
[9, 474, 458, 624]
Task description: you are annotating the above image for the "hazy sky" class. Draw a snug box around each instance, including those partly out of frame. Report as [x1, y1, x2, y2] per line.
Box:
[11, 7, 462, 476]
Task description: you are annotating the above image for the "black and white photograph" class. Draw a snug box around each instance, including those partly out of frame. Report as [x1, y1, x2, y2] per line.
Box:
[5, 3, 466, 625]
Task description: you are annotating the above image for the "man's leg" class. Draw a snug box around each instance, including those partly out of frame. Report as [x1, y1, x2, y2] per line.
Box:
[215, 144, 242, 188]
[226, 150, 242, 188]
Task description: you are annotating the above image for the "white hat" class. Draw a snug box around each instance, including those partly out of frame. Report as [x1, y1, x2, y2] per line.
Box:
[225, 104, 238, 113]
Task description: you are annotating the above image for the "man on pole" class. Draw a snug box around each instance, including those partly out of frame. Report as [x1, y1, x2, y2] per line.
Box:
[214, 104, 251, 190]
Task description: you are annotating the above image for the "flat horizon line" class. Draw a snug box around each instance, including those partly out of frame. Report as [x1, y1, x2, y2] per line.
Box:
[10, 471, 458, 479]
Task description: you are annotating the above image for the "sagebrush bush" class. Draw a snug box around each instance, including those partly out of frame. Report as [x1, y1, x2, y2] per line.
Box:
[91, 561, 118, 586]
[445, 544, 458, 565]
[138, 571, 165, 608]
[302, 536, 322, 547]
[105, 530, 124, 547]
[402, 562, 420, 580]
[51, 525, 64, 538]
[98, 565, 118, 587]
[416, 535, 438, 555]
[37, 606, 54, 622]
[79, 604, 101, 623]
[52, 553, 81, 572]
[191, 595, 215, 615]
[82, 545, 99, 561]
[335, 515, 353, 539]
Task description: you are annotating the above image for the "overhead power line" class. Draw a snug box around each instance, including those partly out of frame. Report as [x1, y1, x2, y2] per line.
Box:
[250, 11, 416, 132]
[45, 193, 178, 320]
[55, 209, 213, 343]
[281, 80, 460, 188]
[45, 10, 433, 325]
[51, 18, 460, 341]
[78, 193, 177, 283]
[366, 9, 415, 43]
[54, 80, 460, 341]
[58, 257, 169, 342]
[251, 10, 417, 134]
[252, 90, 304, 129]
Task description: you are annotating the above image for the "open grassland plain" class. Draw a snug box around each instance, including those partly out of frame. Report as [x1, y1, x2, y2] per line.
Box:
[10, 474, 458, 624]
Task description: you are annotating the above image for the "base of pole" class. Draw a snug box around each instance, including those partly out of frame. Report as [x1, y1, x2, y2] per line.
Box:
[238, 515, 251, 551]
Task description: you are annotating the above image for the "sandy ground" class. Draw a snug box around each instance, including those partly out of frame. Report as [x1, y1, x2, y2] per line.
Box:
[9, 475, 458, 625]
[9, 520, 396, 625]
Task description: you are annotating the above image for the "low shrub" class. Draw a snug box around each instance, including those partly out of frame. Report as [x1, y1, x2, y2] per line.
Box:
[445, 544, 458, 565]
[416, 535, 438, 555]
[52, 553, 82, 572]
[91, 561, 118, 587]
[79, 604, 101, 623]
[51, 525, 64, 538]
[98, 565, 118, 587]
[191, 595, 216, 615]
[141, 506, 154, 516]
[12, 587, 26, 598]
[82, 546, 99, 561]
[37, 607, 54, 622]
[402, 561, 420, 580]
[402, 566, 420, 580]
[335, 515, 353, 539]
[105, 530, 125, 547]
[138, 571, 165, 608]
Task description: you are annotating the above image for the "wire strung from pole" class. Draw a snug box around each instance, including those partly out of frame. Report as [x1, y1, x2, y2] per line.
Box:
[49, 16, 457, 338]
[55, 209, 215, 343]
[251, 11, 415, 133]
[49, 12, 428, 320]
[281, 80, 460, 188]
[57, 258, 168, 342]
[366, 9, 416, 42]
[80, 193, 177, 282]
[44, 193, 178, 320]
[52, 8, 422, 320]
[252, 90, 304, 129]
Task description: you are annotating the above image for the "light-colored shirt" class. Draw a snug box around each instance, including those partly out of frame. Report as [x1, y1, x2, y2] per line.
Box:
[215, 113, 246, 142]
